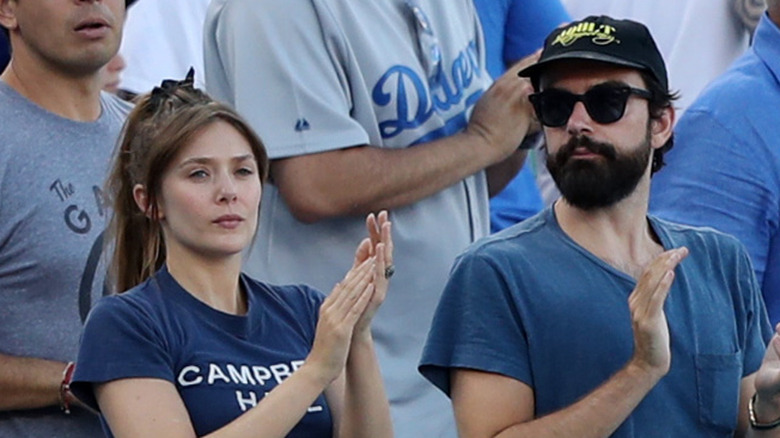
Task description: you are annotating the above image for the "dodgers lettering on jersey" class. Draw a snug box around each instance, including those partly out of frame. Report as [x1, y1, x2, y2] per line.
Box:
[373, 39, 484, 143]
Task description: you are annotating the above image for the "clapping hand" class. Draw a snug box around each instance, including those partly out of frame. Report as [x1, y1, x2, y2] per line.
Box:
[752, 325, 780, 425]
[352, 211, 393, 337]
[628, 247, 688, 378]
[305, 211, 393, 385]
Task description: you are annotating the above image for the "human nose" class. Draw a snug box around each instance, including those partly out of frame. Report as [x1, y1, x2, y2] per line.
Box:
[566, 100, 593, 135]
[216, 174, 238, 203]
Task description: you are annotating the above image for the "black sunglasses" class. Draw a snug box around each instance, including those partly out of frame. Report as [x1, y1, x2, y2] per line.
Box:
[529, 84, 653, 127]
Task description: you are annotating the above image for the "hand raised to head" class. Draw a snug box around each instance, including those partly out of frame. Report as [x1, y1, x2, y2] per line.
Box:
[466, 50, 539, 162]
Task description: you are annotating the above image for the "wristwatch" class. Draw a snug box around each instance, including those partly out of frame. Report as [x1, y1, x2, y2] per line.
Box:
[749, 393, 780, 430]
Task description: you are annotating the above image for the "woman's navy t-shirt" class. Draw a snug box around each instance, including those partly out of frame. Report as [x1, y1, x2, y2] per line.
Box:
[72, 266, 332, 437]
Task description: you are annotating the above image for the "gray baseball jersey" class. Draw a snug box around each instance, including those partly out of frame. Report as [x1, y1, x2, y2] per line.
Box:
[205, 1, 490, 435]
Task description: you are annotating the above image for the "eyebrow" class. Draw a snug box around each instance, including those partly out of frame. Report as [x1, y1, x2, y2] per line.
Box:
[177, 154, 255, 167]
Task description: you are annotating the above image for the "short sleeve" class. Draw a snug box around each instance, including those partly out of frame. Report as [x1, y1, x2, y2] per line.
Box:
[71, 296, 173, 411]
[419, 250, 531, 395]
[204, 0, 369, 159]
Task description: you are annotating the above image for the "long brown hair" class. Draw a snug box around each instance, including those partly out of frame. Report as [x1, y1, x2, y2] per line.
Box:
[106, 72, 269, 293]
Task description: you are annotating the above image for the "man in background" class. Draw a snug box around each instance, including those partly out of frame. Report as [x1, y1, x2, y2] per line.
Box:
[651, 0, 780, 325]
[422, 16, 778, 436]
[204, 0, 536, 435]
[0, 0, 130, 435]
[474, 0, 570, 231]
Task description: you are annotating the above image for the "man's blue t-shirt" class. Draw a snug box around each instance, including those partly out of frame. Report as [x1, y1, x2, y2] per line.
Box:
[72, 267, 332, 437]
[420, 207, 772, 436]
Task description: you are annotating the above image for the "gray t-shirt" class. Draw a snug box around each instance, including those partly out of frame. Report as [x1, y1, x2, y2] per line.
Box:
[205, 0, 489, 436]
[0, 82, 130, 437]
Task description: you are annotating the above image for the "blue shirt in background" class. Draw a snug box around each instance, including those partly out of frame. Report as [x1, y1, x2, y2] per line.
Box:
[650, 12, 780, 325]
[473, 0, 569, 232]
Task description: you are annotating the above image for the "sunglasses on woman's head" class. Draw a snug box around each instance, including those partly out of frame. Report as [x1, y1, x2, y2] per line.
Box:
[529, 83, 652, 127]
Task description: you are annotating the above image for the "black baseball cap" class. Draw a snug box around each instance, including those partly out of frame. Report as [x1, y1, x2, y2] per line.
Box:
[519, 15, 668, 91]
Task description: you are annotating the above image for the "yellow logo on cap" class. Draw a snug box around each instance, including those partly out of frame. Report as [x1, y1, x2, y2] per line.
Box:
[552, 22, 619, 47]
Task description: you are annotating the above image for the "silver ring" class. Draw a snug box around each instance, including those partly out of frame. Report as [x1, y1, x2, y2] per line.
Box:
[384, 265, 395, 279]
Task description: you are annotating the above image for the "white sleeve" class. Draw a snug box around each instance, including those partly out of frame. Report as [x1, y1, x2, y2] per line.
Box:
[204, 0, 369, 159]
[120, 0, 210, 93]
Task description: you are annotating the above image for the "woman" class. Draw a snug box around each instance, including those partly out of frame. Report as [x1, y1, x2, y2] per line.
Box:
[71, 72, 394, 438]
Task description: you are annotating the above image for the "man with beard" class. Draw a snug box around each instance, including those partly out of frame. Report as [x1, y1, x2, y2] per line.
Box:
[0, 0, 130, 436]
[420, 16, 780, 436]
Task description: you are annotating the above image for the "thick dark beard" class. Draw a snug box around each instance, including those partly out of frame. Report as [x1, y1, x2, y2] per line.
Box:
[546, 129, 651, 210]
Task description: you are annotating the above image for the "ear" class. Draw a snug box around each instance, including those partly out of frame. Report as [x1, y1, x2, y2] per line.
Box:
[132, 184, 164, 220]
[650, 106, 675, 150]
[0, 0, 18, 34]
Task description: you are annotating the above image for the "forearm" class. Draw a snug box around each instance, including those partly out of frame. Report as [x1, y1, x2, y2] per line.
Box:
[204, 364, 330, 438]
[486, 148, 528, 198]
[0, 353, 67, 411]
[496, 362, 660, 438]
[273, 129, 514, 223]
[338, 333, 393, 438]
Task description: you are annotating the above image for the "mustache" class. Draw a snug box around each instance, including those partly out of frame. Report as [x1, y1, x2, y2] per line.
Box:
[554, 135, 617, 166]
